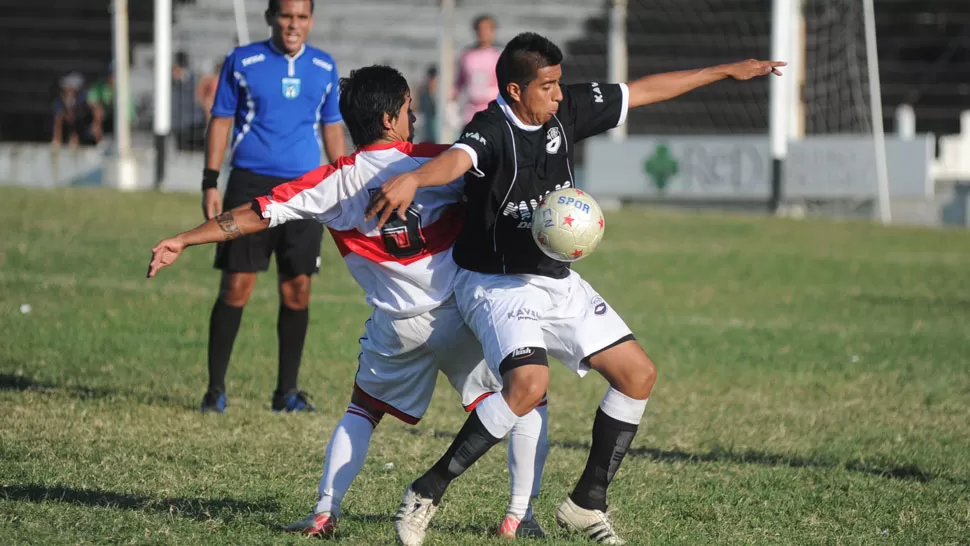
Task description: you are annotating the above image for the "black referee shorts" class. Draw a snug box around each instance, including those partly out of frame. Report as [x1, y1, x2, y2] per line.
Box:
[214, 168, 323, 277]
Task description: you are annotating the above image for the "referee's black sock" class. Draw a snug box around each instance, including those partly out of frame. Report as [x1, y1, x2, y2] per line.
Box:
[412, 410, 503, 504]
[207, 299, 244, 395]
[570, 408, 639, 513]
[275, 304, 309, 395]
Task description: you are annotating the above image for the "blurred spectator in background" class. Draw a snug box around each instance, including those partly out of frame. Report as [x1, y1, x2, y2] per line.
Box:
[87, 63, 136, 144]
[196, 58, 222, 124]
[173, 51, 207, 151]
[455, 14, 500, 125]
[417, 65, 438, 143]
[51, 72, 95, 149]
[87, 67, 113, 143]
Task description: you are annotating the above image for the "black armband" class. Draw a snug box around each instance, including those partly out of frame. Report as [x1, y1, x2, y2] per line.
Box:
[202, 168, 220, 191]
[499, 347, 549, 376]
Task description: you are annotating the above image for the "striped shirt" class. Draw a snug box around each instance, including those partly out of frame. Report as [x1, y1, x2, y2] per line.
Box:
[254, 142, 465, 318]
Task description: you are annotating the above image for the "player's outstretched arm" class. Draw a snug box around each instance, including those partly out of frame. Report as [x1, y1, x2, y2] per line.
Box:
[627, 59, 786, 109]
[365, 147, 473, 229]
[146, 205, 269, 278]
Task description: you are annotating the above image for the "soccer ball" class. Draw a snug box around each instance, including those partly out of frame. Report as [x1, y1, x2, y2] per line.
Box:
[531, 188, 606, 262]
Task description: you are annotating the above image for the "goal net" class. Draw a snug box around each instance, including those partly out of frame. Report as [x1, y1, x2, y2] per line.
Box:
[801, 0, 875, 136]
[605, 0, 888, 216]
[612, 0, 879, 135]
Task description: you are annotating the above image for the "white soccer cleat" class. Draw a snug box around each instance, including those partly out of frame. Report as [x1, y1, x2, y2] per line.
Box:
[497, 512, 546, 539]
[555, 497, 626, 545]
[394, 483, 439, 546]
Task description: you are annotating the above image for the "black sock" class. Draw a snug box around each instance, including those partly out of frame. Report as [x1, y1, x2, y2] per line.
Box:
[412, 410, 503, 503]
[207, 299, 244, 394]
[275, 305, 309, 395]
[570, 408, 639, 512]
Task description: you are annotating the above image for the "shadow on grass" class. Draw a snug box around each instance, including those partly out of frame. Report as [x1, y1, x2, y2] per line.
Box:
[0, 373, 191, 409]
[341, 513, 395, 524]
[408, 429, 965, 486]
[0, 483, 278, 524]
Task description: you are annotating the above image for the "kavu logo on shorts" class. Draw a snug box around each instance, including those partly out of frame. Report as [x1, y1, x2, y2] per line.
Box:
[507, 308, 540, 321]
[282, 77, 301, 99]
[591, 295, 608, 315]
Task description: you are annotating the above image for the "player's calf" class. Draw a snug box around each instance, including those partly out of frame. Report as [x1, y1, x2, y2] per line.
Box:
[562, 337, 654, 532]
[316, 399, 384, 515]
[287, 400, 384, 538]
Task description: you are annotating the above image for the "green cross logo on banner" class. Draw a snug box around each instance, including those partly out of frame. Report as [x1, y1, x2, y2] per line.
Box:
[645, 144, 679, 192]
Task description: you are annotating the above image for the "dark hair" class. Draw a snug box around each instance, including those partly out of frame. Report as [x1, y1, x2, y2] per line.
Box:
[339, 65, 410, 147]
[495, 32, 563, 103]
[267, 0, 314, 15]
[426, 65, 438, 79]
[173, 51, 189, 69]
[473, 14, 495, 32]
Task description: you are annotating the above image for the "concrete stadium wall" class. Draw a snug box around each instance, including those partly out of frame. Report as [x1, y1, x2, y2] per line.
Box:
[2, 142, 968, 228]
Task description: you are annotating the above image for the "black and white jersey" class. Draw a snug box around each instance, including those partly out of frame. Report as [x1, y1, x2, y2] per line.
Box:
[450, 82, 629, 278]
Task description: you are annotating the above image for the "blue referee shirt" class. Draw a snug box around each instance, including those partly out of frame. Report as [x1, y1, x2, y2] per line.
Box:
[211, 39, 342, 179]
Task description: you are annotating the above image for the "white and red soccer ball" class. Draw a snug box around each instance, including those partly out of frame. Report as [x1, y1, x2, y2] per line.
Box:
[531, 188, 606, 262]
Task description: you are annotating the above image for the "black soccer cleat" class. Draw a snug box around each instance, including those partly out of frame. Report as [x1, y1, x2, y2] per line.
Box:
[200, 391, 227, 414]
[272, 390, 316, 413]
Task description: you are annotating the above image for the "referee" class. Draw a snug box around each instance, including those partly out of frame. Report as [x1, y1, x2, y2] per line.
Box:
[200, 0, 345, 413]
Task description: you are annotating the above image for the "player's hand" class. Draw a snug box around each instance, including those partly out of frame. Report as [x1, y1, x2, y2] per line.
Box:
[203, 188, 223, 220]
[146, 237, 186, 278]
[365, 173, 420, 230]
[725, 59, 786, 80]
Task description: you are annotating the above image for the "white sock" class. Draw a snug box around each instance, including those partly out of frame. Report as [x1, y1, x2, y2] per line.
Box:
[600, 387, 648, 425]
[532, 402, 549, 499]
[315, 404, 380, 517]
[476, 392, 519, 440]
[506, 401, 549, 519]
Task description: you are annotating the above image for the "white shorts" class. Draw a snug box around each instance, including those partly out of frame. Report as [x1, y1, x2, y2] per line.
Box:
[454, 268, 634, 377]
[353, 296, 501, 424]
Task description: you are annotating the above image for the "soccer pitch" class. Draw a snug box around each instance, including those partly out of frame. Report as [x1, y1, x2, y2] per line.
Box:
[1, 187, 968, 545]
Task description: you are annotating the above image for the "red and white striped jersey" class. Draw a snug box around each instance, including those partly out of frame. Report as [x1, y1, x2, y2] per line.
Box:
[253, 141, 465, 318]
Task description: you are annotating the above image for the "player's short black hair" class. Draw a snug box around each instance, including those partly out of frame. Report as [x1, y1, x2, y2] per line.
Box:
[267, 0, 314, 15]
[339, 65, 410, 148]
[173, 51, 189, 69]
[473, 14, 495, 32]
[495, 32, 563, 103]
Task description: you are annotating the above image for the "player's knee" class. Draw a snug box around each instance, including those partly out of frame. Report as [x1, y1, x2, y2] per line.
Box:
[279, 275, 312, 310]
[589, 338, 657, 400]
[630, 356, 658, 400]
[606, 356, 655, 401]
[219, 273, 256, 307]
[505, 380, 547, 416]
[501, 349, 550, 416]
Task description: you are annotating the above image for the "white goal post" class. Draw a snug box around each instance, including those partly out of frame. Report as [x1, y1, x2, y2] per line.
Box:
[770, 0, 891, 223]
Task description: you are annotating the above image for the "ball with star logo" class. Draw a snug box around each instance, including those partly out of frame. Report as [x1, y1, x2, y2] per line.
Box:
[530, 188, 606, 262]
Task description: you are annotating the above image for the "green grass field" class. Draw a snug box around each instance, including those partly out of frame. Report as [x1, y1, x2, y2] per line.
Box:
[1, 187, 969, 545]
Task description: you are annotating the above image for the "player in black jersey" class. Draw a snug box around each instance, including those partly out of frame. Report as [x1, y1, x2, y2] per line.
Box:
[367, 32, 783, 545]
